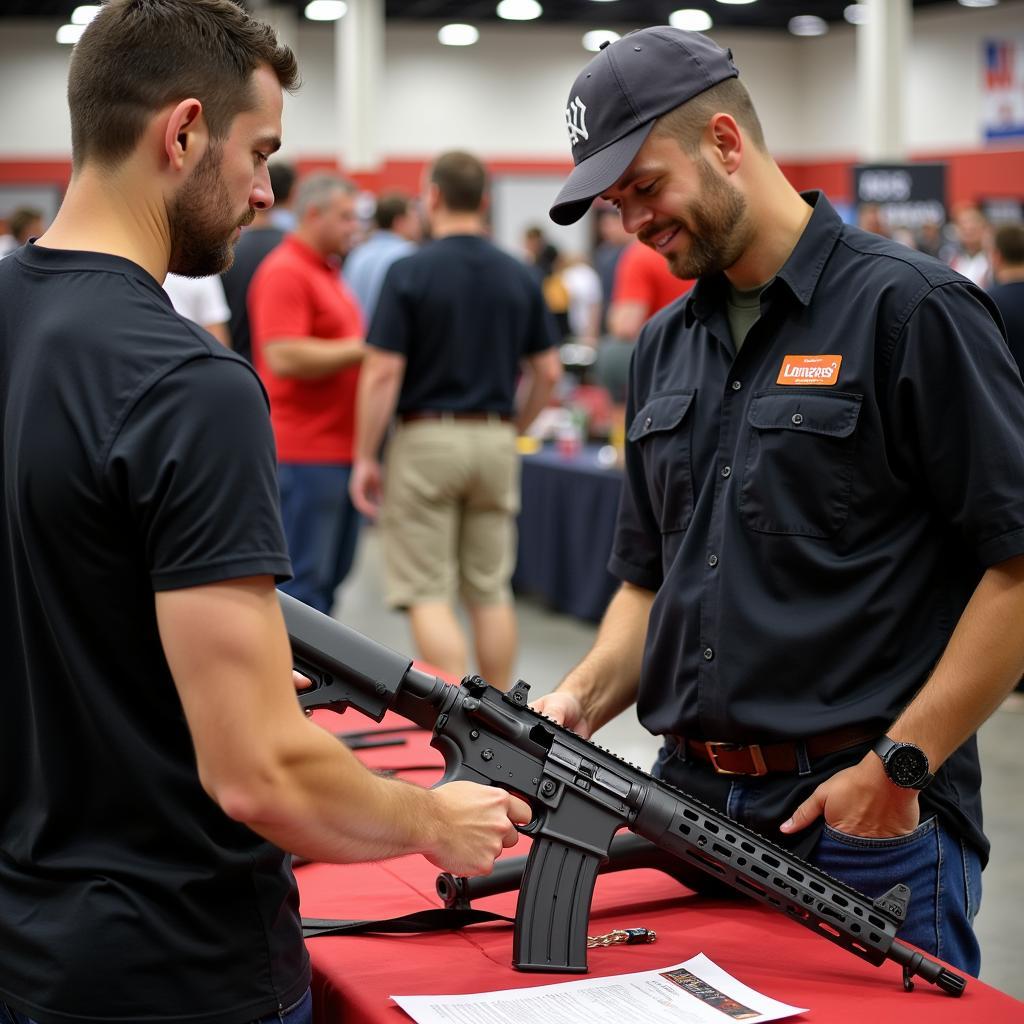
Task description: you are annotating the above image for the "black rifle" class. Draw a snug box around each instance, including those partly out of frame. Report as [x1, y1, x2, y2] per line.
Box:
[436, 831, 735, 909]
[281, 592, 965, 996]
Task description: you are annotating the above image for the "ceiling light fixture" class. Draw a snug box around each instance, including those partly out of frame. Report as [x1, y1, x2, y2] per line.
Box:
[438, 23, 480, 46]
[788, 14, 828, 36]
[497, 0, 543, 19]
[843, 3, 869, 24]
[669, 9, 713, 31]
[56, 23, 86, 44]
[714, 0, 758, 6]
[304, 0, 347, 21]
[957, 0, 999, 6]
[582, 29, 620, 52]
[70, 5, 100, 24]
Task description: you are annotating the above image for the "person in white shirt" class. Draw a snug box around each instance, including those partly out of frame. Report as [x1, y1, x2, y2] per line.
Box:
[163, 273, 232, 348]
[561, 254, 603, 346]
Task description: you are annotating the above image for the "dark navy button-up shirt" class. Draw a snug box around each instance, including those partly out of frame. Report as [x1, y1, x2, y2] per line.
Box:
[611, 192, 1024, 859]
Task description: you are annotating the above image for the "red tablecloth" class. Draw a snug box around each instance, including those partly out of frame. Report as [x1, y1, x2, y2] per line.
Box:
[298, 710, 1024, 1023]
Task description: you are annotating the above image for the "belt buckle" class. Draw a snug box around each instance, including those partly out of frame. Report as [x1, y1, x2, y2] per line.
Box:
[705, 741, 768, 777]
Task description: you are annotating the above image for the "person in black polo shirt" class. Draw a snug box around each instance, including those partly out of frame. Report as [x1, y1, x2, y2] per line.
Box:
[0, 6, 528, 1024]
[536, 27, 1024, 976]
[219, 159, 296, 362]
[350, 151, 561, 690]
[989, 221, 1024, 375]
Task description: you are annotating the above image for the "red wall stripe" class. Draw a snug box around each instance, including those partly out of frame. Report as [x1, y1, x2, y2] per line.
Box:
[3, 149, 1021, 210]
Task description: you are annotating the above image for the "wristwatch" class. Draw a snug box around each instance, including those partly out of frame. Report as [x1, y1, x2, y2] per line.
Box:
[872, 736, 934, 790]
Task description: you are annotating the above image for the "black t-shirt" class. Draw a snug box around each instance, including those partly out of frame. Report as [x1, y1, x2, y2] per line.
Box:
[988, 279, 1024, 374]
[220, 225, 285, 362]
[612, 193, 1024, 862]
[368, 234, 558, 415]
[0, 244, 307, 1023]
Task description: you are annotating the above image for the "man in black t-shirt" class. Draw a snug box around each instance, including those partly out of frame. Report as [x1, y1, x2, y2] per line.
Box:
[0, 7, 528, 1024]
[989, 222, 1024, 375]
[989, 222, 1024, 701]
[220, 160, 296, 362]
[350, 151, 561, 690]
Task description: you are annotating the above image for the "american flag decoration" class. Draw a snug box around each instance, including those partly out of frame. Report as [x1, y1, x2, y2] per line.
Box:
[983, 37, 1024, 142]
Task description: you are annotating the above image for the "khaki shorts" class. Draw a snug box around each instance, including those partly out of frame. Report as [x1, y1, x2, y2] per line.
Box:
[380, 418, 520, 608]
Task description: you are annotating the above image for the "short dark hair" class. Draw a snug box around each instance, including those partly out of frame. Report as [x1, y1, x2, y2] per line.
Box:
[652, 77, 767, 155]
[268, 162, 297, 206]
[67, 0, 299, 171]
[374, 192, 411, 230]
[994, 223, 1024, 266]
[9, 207, 43, 242]
[430, 151, 488, 213]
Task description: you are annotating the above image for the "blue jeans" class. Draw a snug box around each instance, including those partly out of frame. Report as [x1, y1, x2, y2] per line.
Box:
[651, 740, 983, 976]
[810, 815, 982, 975]
[278, 462, 361, 614]
[0, 988, 312, 1024]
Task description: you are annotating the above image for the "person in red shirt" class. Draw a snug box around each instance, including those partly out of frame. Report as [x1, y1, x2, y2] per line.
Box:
[249, 172, 365, 613]
[596, 239, 695, 404]
[608, 238, 694, 340]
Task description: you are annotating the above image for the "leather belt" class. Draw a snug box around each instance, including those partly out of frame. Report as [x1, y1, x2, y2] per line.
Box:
[675, 725, 878, 777]
[399, 411, 512, 424]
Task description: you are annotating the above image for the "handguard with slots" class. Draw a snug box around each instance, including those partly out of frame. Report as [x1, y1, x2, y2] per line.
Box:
[281, 592, 965, 996]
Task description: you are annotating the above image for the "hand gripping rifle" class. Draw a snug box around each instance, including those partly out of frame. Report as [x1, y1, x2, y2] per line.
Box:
[281, 593, 966, 996]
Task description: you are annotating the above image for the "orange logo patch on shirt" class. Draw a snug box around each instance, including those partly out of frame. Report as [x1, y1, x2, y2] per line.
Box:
[776, 354, 843, 386]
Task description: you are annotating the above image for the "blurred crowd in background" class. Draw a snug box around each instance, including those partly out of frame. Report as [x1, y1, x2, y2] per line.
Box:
[2, 165, 1022, 656]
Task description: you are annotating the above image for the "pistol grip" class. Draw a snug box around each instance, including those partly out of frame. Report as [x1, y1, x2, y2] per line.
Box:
[512, 837, 601, 973]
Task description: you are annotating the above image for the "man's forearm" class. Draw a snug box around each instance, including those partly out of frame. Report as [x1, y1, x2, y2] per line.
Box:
[890, 553, 1024, 767]
[515, 350, 561, 435]
[263, 337, 365, 379]
[558, 582, 654, 733]
[355, 355, 403, 461]
[235, 714, 453, 864]
[607, 300, 647, 342]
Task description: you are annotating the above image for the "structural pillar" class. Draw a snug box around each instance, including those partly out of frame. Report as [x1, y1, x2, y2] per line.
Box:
[856, 0, 911, 163]
[335, 0, 385, 173]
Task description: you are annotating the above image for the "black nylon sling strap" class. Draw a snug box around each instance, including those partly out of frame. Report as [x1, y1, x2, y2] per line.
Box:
[301, 907, 514, 939]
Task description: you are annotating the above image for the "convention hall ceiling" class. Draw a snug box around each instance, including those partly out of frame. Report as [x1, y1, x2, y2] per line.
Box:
[0, 0, 1003, 31]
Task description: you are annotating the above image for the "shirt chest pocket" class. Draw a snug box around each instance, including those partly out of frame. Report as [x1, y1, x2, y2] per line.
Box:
[740, 391, 862, 538]
[628, 390, 696, 533]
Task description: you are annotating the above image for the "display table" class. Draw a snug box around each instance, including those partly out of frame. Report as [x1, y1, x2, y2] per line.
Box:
[296, 710, 1024, 1023]
[513, 444, 622, 622]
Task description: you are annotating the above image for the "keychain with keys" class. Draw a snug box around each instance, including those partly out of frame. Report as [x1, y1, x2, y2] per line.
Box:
[586, 927, 657, 948]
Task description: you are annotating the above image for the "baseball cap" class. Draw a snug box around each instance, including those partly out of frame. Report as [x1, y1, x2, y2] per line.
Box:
[549, 27, 739, 226]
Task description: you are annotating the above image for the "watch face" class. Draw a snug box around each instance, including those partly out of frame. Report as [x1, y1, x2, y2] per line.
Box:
[889, 745, 930, 788]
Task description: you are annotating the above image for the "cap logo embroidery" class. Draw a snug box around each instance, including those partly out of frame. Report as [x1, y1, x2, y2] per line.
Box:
[565, 96, 589, 146]
[776, 354, 843, 386]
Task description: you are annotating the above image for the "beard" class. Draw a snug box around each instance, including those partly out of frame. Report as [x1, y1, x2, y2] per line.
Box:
[167, 144, 254, 277]
[641, 157, 752, 280]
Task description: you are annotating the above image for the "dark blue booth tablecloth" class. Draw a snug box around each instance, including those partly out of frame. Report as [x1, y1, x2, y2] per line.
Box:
[513, 444, 622, 622]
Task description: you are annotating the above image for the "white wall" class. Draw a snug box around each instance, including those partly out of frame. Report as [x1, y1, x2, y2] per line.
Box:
[0, 4, 1021, 161]
[0, 22, 74, 157]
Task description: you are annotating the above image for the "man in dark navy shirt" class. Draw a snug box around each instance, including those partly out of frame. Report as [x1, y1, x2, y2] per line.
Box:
[350, 151, 561, 690]
[989, 221, 1024, 375]
[0, 5, 527, 1024]
[537, 27, 1024, 976]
